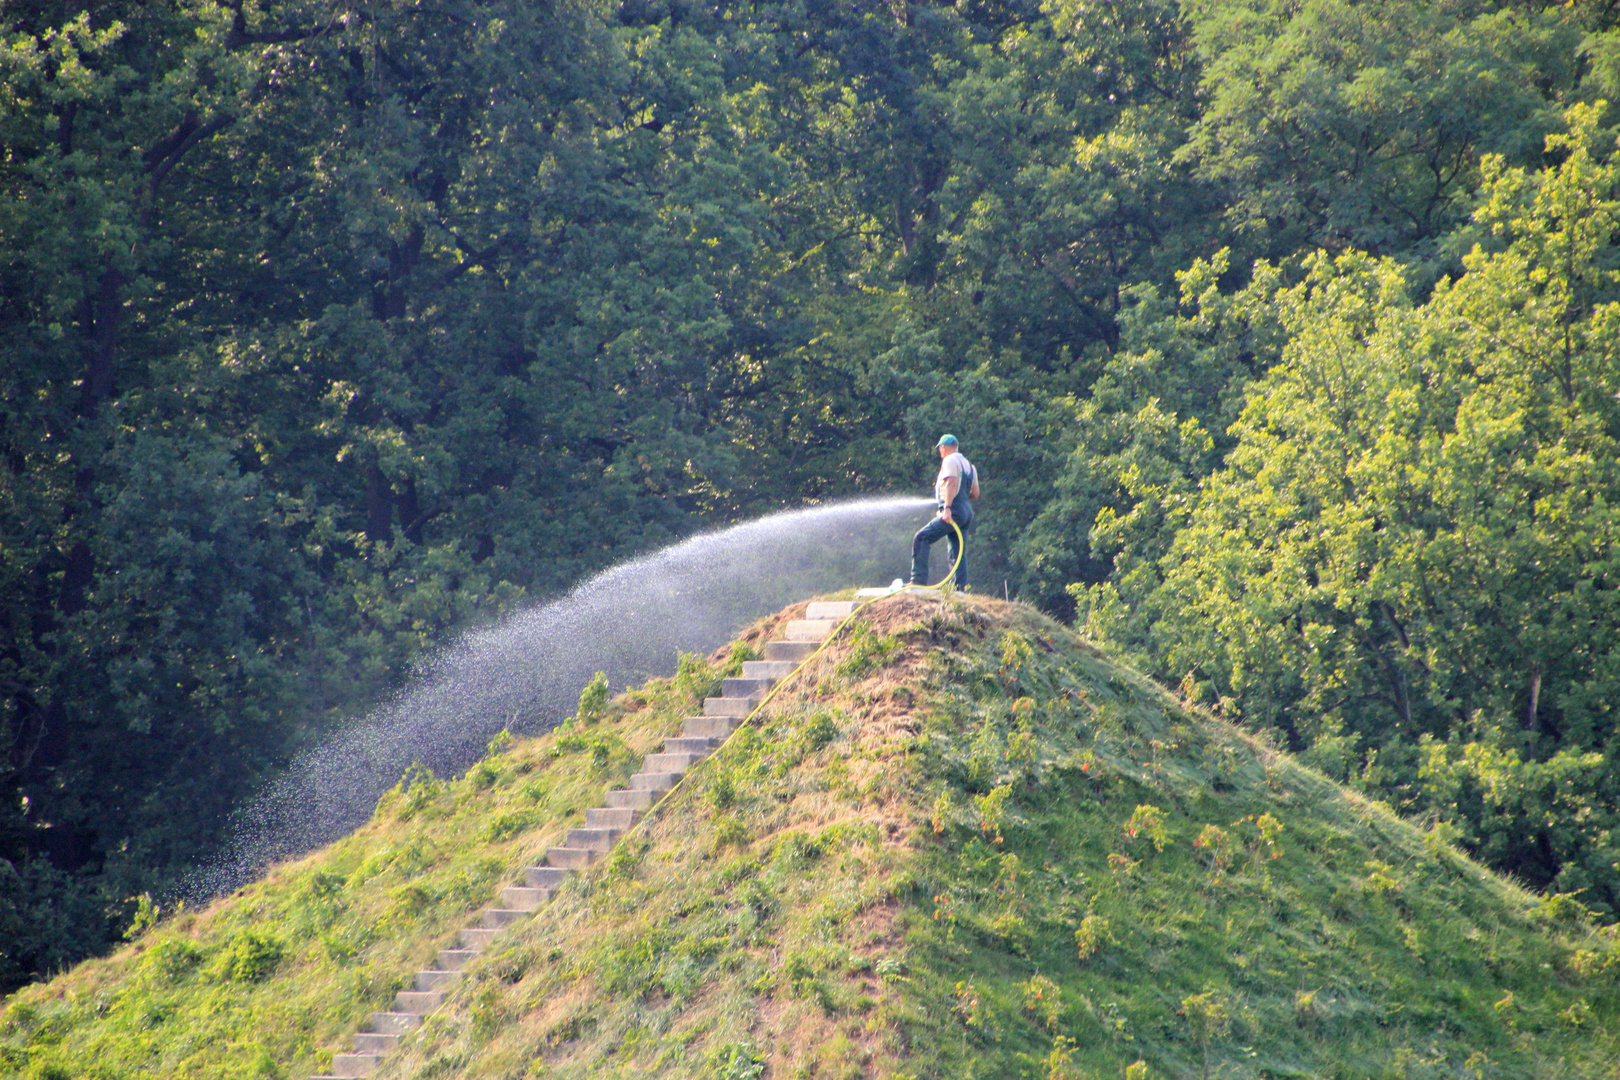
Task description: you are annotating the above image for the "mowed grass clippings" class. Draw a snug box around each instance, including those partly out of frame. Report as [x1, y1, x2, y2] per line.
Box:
[4, 595, 1617, 1080]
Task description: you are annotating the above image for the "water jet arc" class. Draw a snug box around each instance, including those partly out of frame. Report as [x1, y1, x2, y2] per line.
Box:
[195, 495, 933, 896]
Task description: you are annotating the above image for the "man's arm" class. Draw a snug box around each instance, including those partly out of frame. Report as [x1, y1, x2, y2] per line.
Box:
[940, 476, 960, 520]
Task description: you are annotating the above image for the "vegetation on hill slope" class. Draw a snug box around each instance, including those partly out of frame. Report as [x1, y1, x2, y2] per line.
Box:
[4, 596, 1615, 1079]
[11, 0, 1620, 983]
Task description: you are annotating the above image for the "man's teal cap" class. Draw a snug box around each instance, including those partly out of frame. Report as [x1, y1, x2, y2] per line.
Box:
[936, 434, 959, 447]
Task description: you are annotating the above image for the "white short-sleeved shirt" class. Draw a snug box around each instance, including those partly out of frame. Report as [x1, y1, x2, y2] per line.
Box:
[935, 452, 974, 504]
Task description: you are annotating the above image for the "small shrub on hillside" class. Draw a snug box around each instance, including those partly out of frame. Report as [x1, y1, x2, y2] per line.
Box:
[721, 643, 760, 676]
[1561, 999, 1594, 1027]
[1075, 915, 1110, 960]
[1106, 852, 1140, 877]
[384, 762, 444, 820]
[675, 653, 721, 703]
[1539, 891, 1596, 926]
[1361, 860, 1401, 894]
[1044, 1034, 1081, 1080]
[1179, 991, 1231, 1080]
[470, 984, 504, 1040]
[220, 929, 284, 984]
[836, 622, 900, 680]
[550, 729, 627, 771]
[574, 672, 610, 725]
[1022, 974, 1063, 1031]
[952, 978, 992, 1036]
[483, 811, 534, 842]
[320, 924, 376, 966]
[122, 893, 160, 941]
[712, 815, 750, 850]
[771, 830, 825, 868]
[384, 883, 434, 928]
[706, 768, 737, 810]
[999, 631, 1035, 690]
[975, 784, 1013, 844]
[597, 929, 683, 998]
[797, 710, 841, 753]
[605, 836, 648, 882]
[1193, 825, 1233, 878]
[1254, 813, 1284, 859]
[705, 1043, 765, 1080]
[295, 870, 348, 934]
[815, 820, 878, 851]
[1123, 805, 1169, 852]
[1293, 989, 1326, 1029]
[931, 788, 957, 834]
[467, 758, 503, 791]
[148, 939, 203, 983]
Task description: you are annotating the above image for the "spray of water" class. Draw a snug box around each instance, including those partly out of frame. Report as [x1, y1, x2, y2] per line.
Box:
[191, 495, 935, 897]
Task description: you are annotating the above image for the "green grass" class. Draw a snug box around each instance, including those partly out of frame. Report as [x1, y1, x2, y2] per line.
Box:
[3, 596, 1615, 1080]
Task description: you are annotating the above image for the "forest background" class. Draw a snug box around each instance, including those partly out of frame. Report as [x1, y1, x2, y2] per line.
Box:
[5, 0, 1620, 992]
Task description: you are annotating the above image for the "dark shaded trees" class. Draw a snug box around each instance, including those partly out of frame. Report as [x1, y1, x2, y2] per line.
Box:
[4, 0, 1620, 988]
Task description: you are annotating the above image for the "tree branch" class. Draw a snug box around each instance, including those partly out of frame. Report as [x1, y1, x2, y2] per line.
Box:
[146, 113, 234, 196]
[224, 1, 332, 49]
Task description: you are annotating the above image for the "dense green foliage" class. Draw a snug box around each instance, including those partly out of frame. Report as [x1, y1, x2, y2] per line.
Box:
[3, 597, 1614, 1078]
[5, 0, 1620, 989]
[1070, 108, 1620, 918]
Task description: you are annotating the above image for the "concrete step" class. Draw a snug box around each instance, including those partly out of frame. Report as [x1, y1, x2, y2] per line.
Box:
[641, 751, 702, 773]
[526, 866, 572, 889]
[704, 696, 756, 717]
[458, 927, 499, 950]
[764, 640, 818, 662]
[784, 619, 838, 640]
[806, 600, 859, 619]
[630, 771, 680, 791]
[437, 949, 478, 971]
[546, 846, 598, 869]
[369, 1012, 423, 1035]
[565, 826, 622, 852]
[722, 677, 773, 698]
[481, 908, 529, 929]
[684, 715, 742, 739]
[604, 787, 661, 810]
[352, 1032, 401, 1054]
[500, 885, 552, 909]
[394, 990, 445, 1013]
[586, 806, 642, 830]
[330, 1053, 385, 1077]
[741, 660, 797, 679]
[416, 968, 462, 991]
[662, 736, 717, 755]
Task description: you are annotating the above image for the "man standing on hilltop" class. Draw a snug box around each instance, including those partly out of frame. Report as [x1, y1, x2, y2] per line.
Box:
[911, 434, 979, 589]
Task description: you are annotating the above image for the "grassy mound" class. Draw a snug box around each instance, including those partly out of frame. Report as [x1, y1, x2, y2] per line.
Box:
[4, 596, 1616, 1079]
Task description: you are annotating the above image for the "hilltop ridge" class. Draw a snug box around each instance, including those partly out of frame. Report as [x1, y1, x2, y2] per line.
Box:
[3, 594, 1616, 1079]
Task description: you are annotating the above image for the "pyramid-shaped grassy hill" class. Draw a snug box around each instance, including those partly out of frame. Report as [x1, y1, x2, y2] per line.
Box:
[4, 594, 1617, 1080]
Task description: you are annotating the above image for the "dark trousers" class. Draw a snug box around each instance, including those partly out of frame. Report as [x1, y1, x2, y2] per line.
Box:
[911, 515, 970, 587]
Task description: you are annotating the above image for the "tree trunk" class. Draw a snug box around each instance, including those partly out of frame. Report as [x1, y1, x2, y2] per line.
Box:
[365, 462, 393, 543]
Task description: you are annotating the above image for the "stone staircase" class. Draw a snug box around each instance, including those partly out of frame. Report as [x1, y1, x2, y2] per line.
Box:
[311, 599, 860, 1078]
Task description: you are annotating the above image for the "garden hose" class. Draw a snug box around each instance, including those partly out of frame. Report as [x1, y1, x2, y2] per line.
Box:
[738, 516, 963, 719]
[619, 514, 964, 837]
